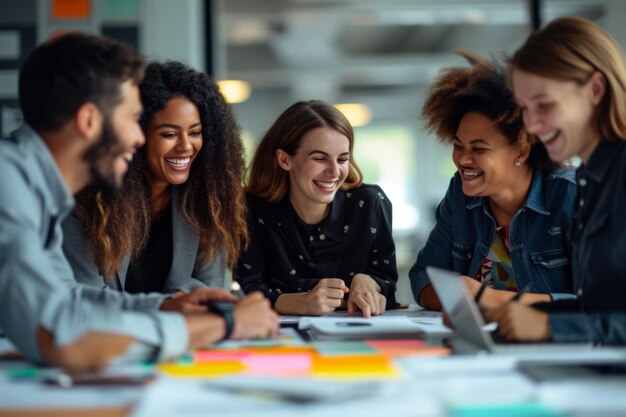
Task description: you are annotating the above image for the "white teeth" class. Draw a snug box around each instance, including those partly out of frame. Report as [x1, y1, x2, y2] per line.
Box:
[314, 180, 336, 189]
[165, 157, 190, 166]
[539, 131, 558, 143]
[462, 170, 481, 177]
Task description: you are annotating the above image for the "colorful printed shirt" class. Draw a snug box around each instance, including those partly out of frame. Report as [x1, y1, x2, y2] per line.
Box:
[473, 225, 517, 292]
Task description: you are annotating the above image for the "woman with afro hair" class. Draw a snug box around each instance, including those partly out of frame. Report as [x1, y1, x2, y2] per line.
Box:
[409, 51, 577, 311]
[61, 61, 273, 319]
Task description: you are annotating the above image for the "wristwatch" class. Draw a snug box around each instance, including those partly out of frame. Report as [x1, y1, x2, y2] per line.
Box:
[208, 301, 236, 341]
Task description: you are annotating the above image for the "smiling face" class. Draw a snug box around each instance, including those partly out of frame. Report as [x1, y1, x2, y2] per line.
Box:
[144, 96, 202, 189]
[453, 112, 528, 199]
[277, 126, 350, 221]
[512, 68, 602, 163]
[84, 79, 144, 194]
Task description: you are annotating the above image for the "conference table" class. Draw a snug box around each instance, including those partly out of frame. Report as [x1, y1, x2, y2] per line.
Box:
[2, 306, 626, 417]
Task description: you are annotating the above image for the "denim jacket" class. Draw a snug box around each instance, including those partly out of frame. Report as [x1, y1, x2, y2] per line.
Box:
[409, 168, 577, 305]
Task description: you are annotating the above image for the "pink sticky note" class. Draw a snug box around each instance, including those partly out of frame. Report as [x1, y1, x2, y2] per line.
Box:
[194, 350, 251, 362]
[242, 353, 312, 376]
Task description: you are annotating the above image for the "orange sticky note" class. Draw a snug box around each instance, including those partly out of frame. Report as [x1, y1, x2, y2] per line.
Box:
[53, 0, 90, 19]
[312, 354, 399, 379]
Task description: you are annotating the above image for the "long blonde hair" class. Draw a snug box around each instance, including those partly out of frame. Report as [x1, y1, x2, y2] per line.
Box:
[510, 16, 626, 141]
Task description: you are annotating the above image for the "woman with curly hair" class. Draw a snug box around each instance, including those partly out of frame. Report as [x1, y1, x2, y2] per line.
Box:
[409, 51, 576, 311]
[63, 61, 253, 302]
[235, 100, 398, 317]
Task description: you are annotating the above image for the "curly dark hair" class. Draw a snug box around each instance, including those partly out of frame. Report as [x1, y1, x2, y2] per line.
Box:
[75, 61, 248, 277]
[422, 50, 558, 174]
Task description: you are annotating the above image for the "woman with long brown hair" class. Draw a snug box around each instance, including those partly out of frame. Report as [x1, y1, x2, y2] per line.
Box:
[235, 100, 398, 317]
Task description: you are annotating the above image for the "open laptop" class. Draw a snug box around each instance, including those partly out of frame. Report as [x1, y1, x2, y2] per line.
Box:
[426, 266, 626, 360]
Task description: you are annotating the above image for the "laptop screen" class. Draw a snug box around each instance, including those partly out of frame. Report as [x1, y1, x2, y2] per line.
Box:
[426, 266, 494, 351]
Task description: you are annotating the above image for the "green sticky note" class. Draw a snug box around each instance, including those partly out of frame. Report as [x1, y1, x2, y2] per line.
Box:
[7, 368, 41, 379]
[177, 354, 194, 365]
[451, 402, 567, 417]
[314, 341, 378, 356]
[103, 0, 139, 18]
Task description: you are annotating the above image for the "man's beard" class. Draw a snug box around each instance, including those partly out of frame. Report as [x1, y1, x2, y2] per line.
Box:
[81, 117, 127, 198]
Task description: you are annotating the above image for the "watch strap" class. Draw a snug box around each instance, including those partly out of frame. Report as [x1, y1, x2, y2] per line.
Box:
[208, 301, 235, 341]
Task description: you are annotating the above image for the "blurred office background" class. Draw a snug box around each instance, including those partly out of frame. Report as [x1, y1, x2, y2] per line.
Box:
[1, 0, 625, 303]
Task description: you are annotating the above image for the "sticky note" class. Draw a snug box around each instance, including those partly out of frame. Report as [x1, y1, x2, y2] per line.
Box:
[242, 353, 312, 377]
[366, 339, 425, 349]
[450, 403, 567, 417]
[314, 341, 378, 356]
[52, 0, 90, 19]
[6, 368, 42, 379]
[194, 350, 251, 362]
[312, 354, 399, 379]
[158, 361, 245, 378]
[103, 0, 139, 18]
[367, 339, 451, 357]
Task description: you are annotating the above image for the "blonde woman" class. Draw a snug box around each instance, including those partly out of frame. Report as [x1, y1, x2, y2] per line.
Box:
[488, 17, 626, 344]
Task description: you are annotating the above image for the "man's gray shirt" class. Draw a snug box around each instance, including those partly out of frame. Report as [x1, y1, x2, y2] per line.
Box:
[0, 125, 188, 363]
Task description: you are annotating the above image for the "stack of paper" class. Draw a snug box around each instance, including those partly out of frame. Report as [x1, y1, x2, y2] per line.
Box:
[307, 317, 451, 340]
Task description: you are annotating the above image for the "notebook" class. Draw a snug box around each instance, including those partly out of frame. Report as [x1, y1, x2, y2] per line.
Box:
[307, 316, 451, 340]
[425, 266, 621, 360]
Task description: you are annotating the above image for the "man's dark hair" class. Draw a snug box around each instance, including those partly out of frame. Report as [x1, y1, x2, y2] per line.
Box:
[19, 32, 145, 132]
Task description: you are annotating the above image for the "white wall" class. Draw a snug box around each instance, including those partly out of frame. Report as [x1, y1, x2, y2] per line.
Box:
[140, 0, 206, 71]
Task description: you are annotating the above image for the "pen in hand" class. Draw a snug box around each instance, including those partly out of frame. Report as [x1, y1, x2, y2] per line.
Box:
[474, 276, 493, 304]
[510, 282, 532, 303]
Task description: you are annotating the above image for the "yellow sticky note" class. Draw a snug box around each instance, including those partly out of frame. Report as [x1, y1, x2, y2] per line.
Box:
[158, 360, 245, 378]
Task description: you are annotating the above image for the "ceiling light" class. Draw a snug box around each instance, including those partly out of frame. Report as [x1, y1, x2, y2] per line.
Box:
[217, 80, 251, 104]
[334, 103, 372, 127]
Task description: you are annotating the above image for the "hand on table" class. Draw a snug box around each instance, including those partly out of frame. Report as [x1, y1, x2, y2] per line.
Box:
[232, 292, 280, 339]
[347, 273, 386, 318]
[301, 278, 350, 315]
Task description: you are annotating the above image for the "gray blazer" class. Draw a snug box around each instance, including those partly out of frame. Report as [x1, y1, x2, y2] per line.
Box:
[62, 187, 228, 298]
